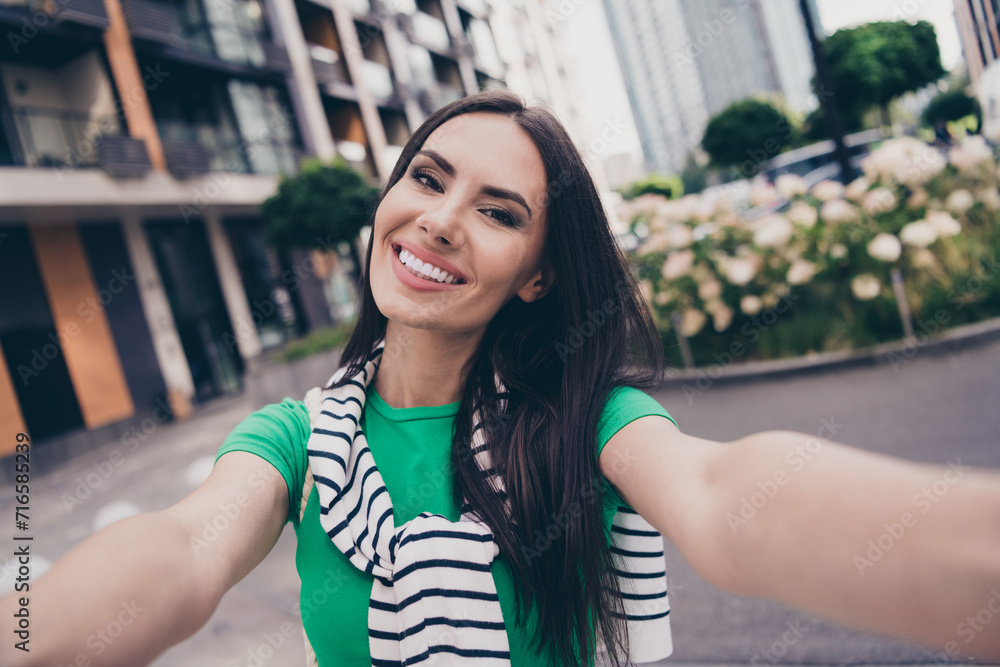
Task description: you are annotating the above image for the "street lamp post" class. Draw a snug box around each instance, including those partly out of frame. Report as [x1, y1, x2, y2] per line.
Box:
[798, 0, 855, 184]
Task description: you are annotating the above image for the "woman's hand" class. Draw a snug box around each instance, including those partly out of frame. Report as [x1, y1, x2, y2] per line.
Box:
[600, 417, 1000, 660]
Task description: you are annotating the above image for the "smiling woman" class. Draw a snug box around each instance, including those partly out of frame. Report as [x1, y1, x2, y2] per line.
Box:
[5, 89, 1000, 667]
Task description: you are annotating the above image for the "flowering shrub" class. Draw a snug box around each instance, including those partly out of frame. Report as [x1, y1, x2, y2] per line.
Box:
[622, 135, 1000, 368]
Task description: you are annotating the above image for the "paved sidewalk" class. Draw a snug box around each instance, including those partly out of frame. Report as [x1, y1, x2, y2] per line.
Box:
[2, 335, 999, 666]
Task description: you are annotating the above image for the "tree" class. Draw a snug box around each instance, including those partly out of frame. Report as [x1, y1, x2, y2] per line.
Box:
[701, 99, 796, 176]
[822, 20, 946, 131]
[618, 172, 683, 200]
[922, 88, 981, 130]
[261, 156, 380, 287]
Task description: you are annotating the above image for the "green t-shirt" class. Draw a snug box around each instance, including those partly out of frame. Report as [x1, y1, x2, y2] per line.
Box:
[214, 383, 676, 667]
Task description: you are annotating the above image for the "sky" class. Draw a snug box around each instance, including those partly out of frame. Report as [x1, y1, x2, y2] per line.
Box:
[558, 0, 965, 167]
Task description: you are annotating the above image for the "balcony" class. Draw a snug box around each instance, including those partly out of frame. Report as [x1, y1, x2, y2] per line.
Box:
[411, 11, 449, 52]
[0, 0, 109, 29]
[121, 0, 289, 73]
[42, 0, 110, 29]
[10, 105, 120, 169]
[308, 43, 351, 92]
[360, 60, 394, 100]
[343, 0, 370, 16]
[158, 120, 249, 174]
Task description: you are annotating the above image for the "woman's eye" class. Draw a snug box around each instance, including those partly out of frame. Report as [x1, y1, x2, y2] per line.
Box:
[482, 207, 517, 227]
[411, 169, 442, 192]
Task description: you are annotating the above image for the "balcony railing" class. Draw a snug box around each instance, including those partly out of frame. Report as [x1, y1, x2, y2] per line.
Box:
[97, 135, 153, 177]
[121, 0, 181, 45]
[10, 105, 121, 169]
[2, 0, 110, 29]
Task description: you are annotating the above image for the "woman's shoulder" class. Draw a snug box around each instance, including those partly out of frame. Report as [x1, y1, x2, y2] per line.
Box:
[214, 397, 312, 524]
[596, 385, 678, 457]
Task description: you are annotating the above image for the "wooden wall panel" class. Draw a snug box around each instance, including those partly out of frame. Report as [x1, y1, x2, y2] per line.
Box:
[0, 338, 27, 456]
[31, 226, 135, 429]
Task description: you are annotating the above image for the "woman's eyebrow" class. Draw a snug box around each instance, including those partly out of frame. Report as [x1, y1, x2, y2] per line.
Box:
[415, 149, 533, 220]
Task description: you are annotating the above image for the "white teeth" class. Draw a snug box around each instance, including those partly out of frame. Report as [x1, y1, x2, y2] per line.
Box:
[396, 246, 461, 284]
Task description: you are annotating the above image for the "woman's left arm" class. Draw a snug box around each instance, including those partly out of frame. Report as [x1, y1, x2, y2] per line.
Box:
[600, 417, 1000, 660]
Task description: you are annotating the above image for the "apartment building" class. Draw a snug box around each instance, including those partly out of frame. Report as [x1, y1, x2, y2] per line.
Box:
[0, 0, 579, 459]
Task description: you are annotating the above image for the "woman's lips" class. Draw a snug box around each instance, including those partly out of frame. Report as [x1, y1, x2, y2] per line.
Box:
[391, 243, 467, 291]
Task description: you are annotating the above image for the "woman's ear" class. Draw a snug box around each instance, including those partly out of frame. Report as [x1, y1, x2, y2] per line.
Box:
[517, 259, 556, 303]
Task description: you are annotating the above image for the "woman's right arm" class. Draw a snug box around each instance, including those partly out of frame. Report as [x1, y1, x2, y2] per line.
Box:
[0, 450, 290, 667]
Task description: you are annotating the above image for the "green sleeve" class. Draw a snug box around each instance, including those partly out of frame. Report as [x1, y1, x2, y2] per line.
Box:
[596, 386, 678, 508]
[213, 397, 312, 525]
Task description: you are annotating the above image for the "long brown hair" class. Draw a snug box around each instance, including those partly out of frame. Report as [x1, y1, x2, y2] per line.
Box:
[328, 89, 665, 666]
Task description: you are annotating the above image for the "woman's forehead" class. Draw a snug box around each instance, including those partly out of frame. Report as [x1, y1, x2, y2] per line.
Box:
[422, 113, 548, 206]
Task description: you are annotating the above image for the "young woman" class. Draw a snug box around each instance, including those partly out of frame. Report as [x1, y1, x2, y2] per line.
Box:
[4, 89, 999, 667]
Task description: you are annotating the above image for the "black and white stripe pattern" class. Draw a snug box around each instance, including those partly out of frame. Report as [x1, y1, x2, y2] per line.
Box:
[302, 338, 673, 665]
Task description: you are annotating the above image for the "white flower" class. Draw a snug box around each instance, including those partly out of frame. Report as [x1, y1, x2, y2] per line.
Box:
[829, 243, 848, 259]
[710, 303, 734, 331]
[978, 187, 1000, 211]
[867, 233, 902, 262]
[637, 232, 671, 255]
[654, 290, 674, 305]
[750, 180, 778, 207]
[907, 188, 928, 209]
[740, 294, 763, 315]
[862, 187, 897, 216]
[860, 137, 946, 187]
[724, 256, 760, 286]
[661, 249, 695, 280]
[787, 200, 818, 227]
[810, 179, 845, 202]
[945, 188, 974, 215]
[665, 223, 694, 249]
[910, 248, 938, 270]
[948, 135, 994, 175]
[851, 274, 882, 301]
[926, 210, 962, 237]
[820, 199, 859, 224]
[899, 220, 939, 248]
[697, 278, 722, 301]
[692, 196, 717, 222]
[776, 173, 808, 199]
[786, 258, 817, 285]
[845, 176, 871, 201]
[679, 308, 706, 337]
[616, 201, 636, 222]
[752, 215, 794, 248]
[633, 193, 667, 216]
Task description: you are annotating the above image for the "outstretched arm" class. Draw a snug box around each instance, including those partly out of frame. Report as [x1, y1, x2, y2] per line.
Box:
[0, 451, 288, 667]
[600, 416, 1000, 660]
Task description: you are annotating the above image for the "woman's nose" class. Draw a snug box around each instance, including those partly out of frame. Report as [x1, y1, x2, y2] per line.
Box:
[418, 197, 465, 247]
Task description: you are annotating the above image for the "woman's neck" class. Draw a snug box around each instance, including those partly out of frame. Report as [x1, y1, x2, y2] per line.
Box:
[373, 322, 482, 409]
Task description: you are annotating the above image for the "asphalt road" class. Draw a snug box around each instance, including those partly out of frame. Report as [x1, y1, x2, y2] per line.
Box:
[1, 335, 998, 666]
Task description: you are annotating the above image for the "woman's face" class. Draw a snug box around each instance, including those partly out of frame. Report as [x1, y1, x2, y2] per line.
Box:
[370, 112, 552, 333]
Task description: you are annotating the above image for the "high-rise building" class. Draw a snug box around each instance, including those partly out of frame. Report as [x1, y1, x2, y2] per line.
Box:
[953, 0, 1000, 88]
[0, 0, 582, 461]
[602, 0, 819, 176]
